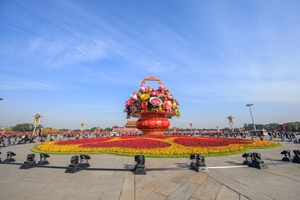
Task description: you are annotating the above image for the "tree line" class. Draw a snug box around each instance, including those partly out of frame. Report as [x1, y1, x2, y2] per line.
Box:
[242, 122, 300, 132]
[4, 123, 116, 132]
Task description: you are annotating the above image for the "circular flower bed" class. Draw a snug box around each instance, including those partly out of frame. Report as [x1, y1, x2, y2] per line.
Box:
[31, 136, 281, 158]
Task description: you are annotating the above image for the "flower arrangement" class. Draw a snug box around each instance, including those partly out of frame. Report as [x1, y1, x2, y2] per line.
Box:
[124, 79, 181, 119]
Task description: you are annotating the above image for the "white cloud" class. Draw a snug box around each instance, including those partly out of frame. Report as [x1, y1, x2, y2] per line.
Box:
[27, 36, 119, 68]
[0, 75, 63, 90]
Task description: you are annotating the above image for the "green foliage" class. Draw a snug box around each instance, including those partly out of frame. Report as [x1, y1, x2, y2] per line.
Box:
[283, 122, 300, 132]
[104, 127, 112, 131]
[12, 123, 34, 132]
[4, 127, 13, 131]
[89, 127, 98, 132]
[43, 127, 57, 132]
[58, 128, 69, 131]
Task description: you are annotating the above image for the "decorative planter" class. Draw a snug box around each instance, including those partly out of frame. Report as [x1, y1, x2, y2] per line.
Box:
[135, 110, 175, 135]
[124, 76, 181, 136]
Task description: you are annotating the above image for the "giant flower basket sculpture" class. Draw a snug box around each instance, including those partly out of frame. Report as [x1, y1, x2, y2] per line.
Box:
[124, 76, 181, 135]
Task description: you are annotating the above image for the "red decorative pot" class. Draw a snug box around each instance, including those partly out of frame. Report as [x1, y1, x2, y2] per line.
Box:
[135, 110, 175, 135]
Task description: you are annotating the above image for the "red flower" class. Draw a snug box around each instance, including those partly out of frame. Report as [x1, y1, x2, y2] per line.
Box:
[79, 138, 170, 149]
[173, 137, 252, 147]
[141, 101, 148, 110]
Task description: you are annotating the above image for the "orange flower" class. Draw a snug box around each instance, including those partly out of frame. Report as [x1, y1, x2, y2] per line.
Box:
[163, 101, 171, 110]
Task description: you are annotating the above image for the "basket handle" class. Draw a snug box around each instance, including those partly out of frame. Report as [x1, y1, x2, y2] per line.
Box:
[140, 76, 163, 87]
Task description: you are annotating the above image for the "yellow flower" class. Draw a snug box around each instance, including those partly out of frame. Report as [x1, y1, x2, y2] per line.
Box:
[140, 94, 150, 101]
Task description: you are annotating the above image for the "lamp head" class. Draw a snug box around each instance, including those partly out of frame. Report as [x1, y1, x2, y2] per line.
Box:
[135, 155, 145, 165]
[27, 154, 35, 162]
[293, 150, 300, 158]
[242, 153, 252, 158]
[40, 153, 50, 161]
[281, 150, 290, 157]
[195, 154, 205, 166]
[80, 155, 91, 160]
[190, 154, 199, 160]
[251, 152, 261, 163]
[41, 153, 50, 158]
[70, 155, 79, 165]
[7, 151, 16, 158]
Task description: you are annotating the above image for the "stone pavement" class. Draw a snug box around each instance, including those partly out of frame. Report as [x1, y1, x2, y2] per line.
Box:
[0, 140, 300, 200]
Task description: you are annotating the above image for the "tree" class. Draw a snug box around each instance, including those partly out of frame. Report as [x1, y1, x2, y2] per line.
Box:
[58, 128, 69, 131]
[104, 127, 112, 131]
[90, 127, 99, 132]
[255, 124, 264, 130]
[243, 123, 254, 130]
[4, 127, 13, 131]
[283, 122, 300, 132]
[12, 123, 34, 132]
[267, 123, 280, 131]
[43, 127, 58, 132]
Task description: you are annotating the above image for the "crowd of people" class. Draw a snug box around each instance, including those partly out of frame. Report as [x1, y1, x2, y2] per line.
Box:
[0, 132, 37, 146]
[62, 131, 143, 139]
[268, 130, 297, 142]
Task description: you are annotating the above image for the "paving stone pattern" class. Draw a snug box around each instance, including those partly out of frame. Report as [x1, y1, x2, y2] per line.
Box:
[0, 140, 300, 200]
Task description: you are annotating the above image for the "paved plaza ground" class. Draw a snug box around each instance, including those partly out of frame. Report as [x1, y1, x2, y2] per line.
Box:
[0, 138, 300, 200]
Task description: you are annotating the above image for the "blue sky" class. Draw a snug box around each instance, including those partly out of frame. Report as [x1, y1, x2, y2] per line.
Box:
[0, 0, 299, 130]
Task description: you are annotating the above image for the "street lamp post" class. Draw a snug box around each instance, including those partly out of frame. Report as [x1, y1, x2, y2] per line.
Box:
[246, 104, 256, 130]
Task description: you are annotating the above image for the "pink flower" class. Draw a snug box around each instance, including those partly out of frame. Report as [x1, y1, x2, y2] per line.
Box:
[151, 91, 157, 96]
[167, 93, 174, 100]
[158, 84, 164, 91]
[149, 97, 162, 106]
[132, 94, 138, 101]
[140, 86, 145, 93]
[125, 100, 132, 107]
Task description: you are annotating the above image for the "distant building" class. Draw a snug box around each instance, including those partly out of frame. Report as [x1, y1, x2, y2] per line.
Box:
[112, 120, 141, 134]
[124, 120, 136, 128]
